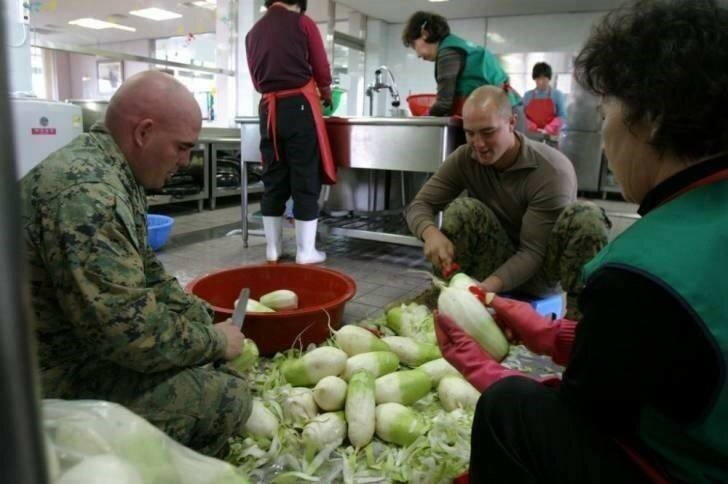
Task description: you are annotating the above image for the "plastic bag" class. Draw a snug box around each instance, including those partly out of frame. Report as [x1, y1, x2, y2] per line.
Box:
[42, 399, 249, 484]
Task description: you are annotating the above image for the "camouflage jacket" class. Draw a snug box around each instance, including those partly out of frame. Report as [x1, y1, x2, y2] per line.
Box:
[20, 124, 226, 398]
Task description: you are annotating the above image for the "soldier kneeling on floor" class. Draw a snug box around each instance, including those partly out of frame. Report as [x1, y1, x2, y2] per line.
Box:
[405, 85, 611, 319]
[20, 71, 251, 457]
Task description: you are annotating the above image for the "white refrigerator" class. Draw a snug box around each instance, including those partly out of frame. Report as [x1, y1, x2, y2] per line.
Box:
[10, 97, 83, 179]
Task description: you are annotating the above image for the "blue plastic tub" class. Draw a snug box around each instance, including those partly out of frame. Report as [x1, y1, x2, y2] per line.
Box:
[147, 214, 174, 251]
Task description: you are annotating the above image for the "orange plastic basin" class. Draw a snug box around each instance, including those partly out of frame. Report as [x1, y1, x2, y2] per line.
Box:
[186, 264, 356, 356]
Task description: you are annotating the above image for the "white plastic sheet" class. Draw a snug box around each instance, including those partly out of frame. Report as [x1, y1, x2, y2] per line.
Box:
[42, 399, 249, 484]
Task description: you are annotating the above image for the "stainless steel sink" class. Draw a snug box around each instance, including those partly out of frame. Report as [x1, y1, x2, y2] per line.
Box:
[237, 115, 464, 172]
[235, 115, 465, 247]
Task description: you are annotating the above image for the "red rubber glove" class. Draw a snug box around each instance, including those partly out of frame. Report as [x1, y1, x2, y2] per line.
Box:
[441, 262, 461, 280]
[488, 295, 577, 366]
[435, 311, 531, 392]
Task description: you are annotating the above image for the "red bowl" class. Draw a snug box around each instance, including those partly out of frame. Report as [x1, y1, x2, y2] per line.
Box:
[185, 264, 356, 356]
[407, 93, 437, 116]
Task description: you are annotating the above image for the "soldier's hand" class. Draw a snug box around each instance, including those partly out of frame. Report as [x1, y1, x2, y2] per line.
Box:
[422, 226, 455, 273]
[214, 320, 245, 361]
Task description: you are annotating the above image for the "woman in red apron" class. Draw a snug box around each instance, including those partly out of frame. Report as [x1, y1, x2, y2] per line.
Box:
[246, 0, 335, 264]
[523, 62, 566, 139]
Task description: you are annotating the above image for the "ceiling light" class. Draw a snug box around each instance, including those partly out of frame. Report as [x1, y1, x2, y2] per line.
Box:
[129, 8, 182, 21]
[486, 32, 506, 44]
[68, 18, 136, 32]
[192, 0, 216, 9]
[428, 0, 449, 2]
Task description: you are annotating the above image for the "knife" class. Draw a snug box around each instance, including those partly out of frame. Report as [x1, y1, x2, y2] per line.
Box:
[232, 288, 250, 330]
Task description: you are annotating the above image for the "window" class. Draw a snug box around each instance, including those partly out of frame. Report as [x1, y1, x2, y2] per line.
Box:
[31, 47, 47, 99]
[154, 34, 218, 120]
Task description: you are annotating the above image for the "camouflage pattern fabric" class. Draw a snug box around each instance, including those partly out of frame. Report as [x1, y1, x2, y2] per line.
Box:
[119, 366, 252, 457]
[438, 197, 611, 319]
[20, 124, 251, 456]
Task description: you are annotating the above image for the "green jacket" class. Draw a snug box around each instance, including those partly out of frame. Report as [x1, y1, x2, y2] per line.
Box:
[20, 124, 226, 398]
[437, 34, 521, 106]
[583, 179, 728, 483]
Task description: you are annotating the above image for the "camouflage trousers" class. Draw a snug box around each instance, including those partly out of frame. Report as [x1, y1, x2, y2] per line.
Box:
[441, 197, 611, 319]
[101, 366, 251, 457]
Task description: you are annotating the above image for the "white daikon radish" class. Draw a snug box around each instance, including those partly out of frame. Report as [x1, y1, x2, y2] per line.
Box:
[375, 403, 427, 446]
[228, 339, 259, 373]
[448, 273, 479, 290]
[374, 369, 431, 405]
[260, 289, 299, 310]
[437, 286, 509, 361]
[381, 336, 441, 367]
[345, 371, 376, 449]
[246, 298, 275, 313]
[334, 325, 390, 356]
[243, 399, 279, 439]
[301, 412, 347, 459]
[343, 351, 399, 380]
[417, 358, 461, 385]
[312, 376, 348, 411]
[438, 376, 481, 411]
[282, 346, 348, 386]
[282, 387, 318, 424]
[385, 303, 436, 344]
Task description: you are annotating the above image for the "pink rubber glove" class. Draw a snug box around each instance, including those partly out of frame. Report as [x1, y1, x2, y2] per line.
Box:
[488, 295, 577, 366]
[435, 311, 530, 392]
[544, 116, 563, 136]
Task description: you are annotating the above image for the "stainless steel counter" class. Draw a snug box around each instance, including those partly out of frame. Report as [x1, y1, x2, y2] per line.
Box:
[235, 116, 465, 246]
[198, 126, 240, 144]
[238, 116, 462, 172]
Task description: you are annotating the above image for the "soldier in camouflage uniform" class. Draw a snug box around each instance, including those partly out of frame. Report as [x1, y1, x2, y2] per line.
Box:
[440, 197, 611, 319]
[406, 86, 611, 318]
[20, 71, 251, 456]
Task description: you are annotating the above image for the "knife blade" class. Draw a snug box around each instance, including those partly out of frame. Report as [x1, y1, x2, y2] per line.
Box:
[232, 288, 250, 330]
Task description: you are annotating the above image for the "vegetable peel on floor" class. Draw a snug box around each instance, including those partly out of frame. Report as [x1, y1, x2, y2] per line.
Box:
[224, 306, 552, 483]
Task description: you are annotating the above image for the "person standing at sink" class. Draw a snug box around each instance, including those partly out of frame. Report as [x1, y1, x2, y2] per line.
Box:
[402, 11, 522, 124]
[406, 85, 611, 319]
[246, 0, 334, 264]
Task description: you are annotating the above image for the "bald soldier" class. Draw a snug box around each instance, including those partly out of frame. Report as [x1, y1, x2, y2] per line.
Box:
[20, 71, 251, 456]
[406, 85, 611, 318]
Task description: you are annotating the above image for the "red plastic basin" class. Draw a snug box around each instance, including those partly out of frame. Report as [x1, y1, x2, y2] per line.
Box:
[185, 264, 356, 356]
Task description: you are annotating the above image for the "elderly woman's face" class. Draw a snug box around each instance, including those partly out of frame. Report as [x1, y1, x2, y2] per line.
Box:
[413, 37, 438, 62]
[600, 97, 660, 204]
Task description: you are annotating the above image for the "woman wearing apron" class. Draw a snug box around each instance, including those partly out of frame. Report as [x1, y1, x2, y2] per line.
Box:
[523, 62, 567, 142]
[246, 0, 335, 264]
[401, 11, 522, 126]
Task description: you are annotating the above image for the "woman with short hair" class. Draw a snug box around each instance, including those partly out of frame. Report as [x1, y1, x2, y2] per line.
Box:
[402, 11, 521, 118]
[523, 61, 567, 139]
[435, 0, 728, 481]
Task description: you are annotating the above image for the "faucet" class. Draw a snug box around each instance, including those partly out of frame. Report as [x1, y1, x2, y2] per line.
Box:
[366, 65, 401, 115]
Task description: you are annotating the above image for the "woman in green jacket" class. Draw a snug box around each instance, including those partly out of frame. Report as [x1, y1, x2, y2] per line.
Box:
[435, 1, 728, 481]
[402, 11, 521, 120]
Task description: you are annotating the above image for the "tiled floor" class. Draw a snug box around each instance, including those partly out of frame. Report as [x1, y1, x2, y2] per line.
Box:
[153, 195, 639, 324]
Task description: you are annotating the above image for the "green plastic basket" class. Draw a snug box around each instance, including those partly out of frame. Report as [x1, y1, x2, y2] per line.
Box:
[322, 87, 344, 116]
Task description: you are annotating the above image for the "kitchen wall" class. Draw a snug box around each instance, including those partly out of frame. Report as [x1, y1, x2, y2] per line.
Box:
[63, 39, 152, 100]
[364, 11, 608, 115]
[235, 4, 609, 118]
